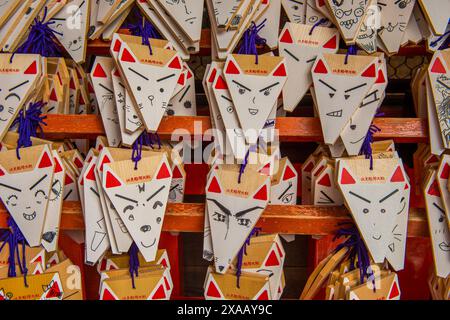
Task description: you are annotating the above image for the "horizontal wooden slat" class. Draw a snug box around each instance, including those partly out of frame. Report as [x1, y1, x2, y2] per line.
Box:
[0, 202, 429, 237]
[42, 114, 428, 142]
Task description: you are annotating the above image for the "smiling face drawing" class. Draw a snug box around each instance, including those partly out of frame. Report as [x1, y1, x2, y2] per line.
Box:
[282, 0, 306, 23]
[326, 0, 368, 40]
[103, 158, 172, 262]
[212, 0, 241, 28]
[223, 56, 287, 144]
[0, 147, 54, 247]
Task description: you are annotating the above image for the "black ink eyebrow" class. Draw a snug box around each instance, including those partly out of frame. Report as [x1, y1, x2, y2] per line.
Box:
[318, 191, 334, 204]
[349, 191, 371, 203]
[345, 83, 367, 93]
[437, 79, 450, 90]
[221, 95, 233, 103]
[283, 48, 299, 62]
[146, 185, 165, 202]
[115, 194, 138, 204]
[9, 80, 29, 92]
[90, 187, 100, 198]
[207, 198, 231, 216]
[99, 83, 114, 94]
[30, 174, 48, 191]
[379, 189, 399, 203]
[119, 82, 125, 89]
[63, 189, 72, 200]
[170, 184, 179, 192]
[259, 82, 279, 92]
[234, 206, 264, 218]
[157, 74, 176, 82]
[278, 182, 293, 200]
[232, 80, 251, 92]
[319, 79, 336, 92]
[0, 183, 21, 192]
[178, 85, 191, 102]
[51, 18, 66, 21]
[128, 67, 149, 81]
[433, 202, 446, 214]
[289, 0, 303, 4]
[306, 57, 317, 63]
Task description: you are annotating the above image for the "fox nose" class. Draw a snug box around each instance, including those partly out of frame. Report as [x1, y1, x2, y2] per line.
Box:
[350, 125, 356, 130]
[218, 266, 224, 272]
[252, 97, 256, 104]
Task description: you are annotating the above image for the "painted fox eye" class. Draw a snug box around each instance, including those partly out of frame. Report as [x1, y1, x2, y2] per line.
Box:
[35, 190, 46, 204]
[7, 195, 18, 206]
[238, 88, 245, 95]
[354, 8, 364, 17]
[381, 209, 386, 213]
[363, 208, 369, 214]
[137, 86, 141, 91]
[213, 212, 226, 222]
[124, 205, 134, 213]
[153, 201, 163, 209]
[264, 89, 270, 96]
[439, 216, 444, 223]
[237, 218, 251, 227]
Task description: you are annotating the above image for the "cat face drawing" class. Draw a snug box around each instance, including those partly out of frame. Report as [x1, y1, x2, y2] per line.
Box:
[117, 41, 182, 132]
[103, 156, 172, 262]
[0, 145, 54, 247]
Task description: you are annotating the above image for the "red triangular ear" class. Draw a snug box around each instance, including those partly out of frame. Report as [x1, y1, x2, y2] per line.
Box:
[207, 176, 222, 193]
[93, 63, 107, 78]
[279, 28, 293, 43]
[113, 39, 121, 52]
[426, 155, 439, 164]
[86, 165, 96, 181]
[259, 163, 271, 176]
[428, 179, 440, 197]
[388, 279, 400, 299]
[168, 56, 182, 69]
[265, 250, 280, 267]
[441, 163, 450, 180]
[340, 168, 356, 184]
[323, 35, 337, 49]
[160, 258, 168, 268]
[38, 152, 53, 169]
[208, 68, 217, 83]
[187, 70, 193, 79]
[283, 165, 296, 181]
[152, 284, 166, 299]
[102, 287, 117, 300]
[74, 158, 83, 168]
[106, 171, 122, 188]
[253, 184, 268, 201]
[206, 280, 221, 298]
[313, 59, 328, 74]
[431, 57, 446, 74]
[69, 79, 76, 90]
[164, 276, 171, 291]
[276, 242, 284, 258]
[156, 162, 171, 179]
[390, 166, 405, 182]
[215, 75, 228, 90]
[65, 174, 74, 185]
[79, 94, 85, 105]
[121, 48, 136, 62]
[45, 281, 62, 299]
[50, 89, 58, 101]
[177, 73, 185, 85]
[54, 157, 63, 173]
[225, 60, 240, 74]
[361, 63, 376, 77]
[303, 162, 314, 173]
[256, 289, 269, 300]
[318, 173, 331, 187]
[113, 68, 121, 77]
[172, 166, 183, 179]
[273, 63, 287, 77]
[24, 61, 37, 75]
[375, 69, 386, 84]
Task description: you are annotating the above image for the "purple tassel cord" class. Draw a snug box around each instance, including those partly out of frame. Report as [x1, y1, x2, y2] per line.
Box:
[12, 101, 47, 160]
[235, 227, 261, 288]
[12, 7, 62, 59]
[126, 11, 160, 55]
[0, 218, 29, 287]
[344, 45, 358, 65]
[359, 124, 381, 170]
[309, 18, 328, 35]
[237, 20, 267, 65]
[128, 243, 140, 289]
[131, 131, 161, 170]
[334, 224, 374, 290]
[238, 150, 250, 184]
